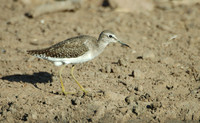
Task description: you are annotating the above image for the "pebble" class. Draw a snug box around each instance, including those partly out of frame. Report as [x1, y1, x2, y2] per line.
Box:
[32, 112, 38, 119]
[104, 91, 125, 101]
[166, 84, 174, 90]
[132, 69, 144, 79]
[162, 57, 174, 65]
[143, 51, 155, 60]
[118, 58, 127, 67]
[153, 102, 162, 108]
[73, 27, 82, 34]
[40, 19, 45, 24]
[118, 107, 128, 115]
[9, 107, 17, 114]
[156, 2, 172, 10]
[190, 89, 198, 96]
[71, 98, 81, 105]
[105, 65, 111, 73]
[137, 85, 143, 92]
[132, 102, 145, 116]
[125, 94, 139, 105]
[131, 50, 137, 54]
[112, 67, 120, 73]
[94, 106, 105, 118]
[1, 49, 6, 54]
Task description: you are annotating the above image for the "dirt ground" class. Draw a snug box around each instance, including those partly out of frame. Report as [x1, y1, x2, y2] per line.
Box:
[0, 0, 200, 122]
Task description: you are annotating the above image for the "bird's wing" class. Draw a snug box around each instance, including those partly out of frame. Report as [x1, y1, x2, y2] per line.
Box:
[27, 35, 91, 58]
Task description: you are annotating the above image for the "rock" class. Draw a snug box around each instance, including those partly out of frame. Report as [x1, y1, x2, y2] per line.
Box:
[155, 1, 172, 10]
[104, 91, 125, 101]
[146, 102, 162, 110]
[9, 107, 17, 114]
[162, 57, 175, 65]
[32, 112, 38, 119]
[109, 0, 154, 13]
[127, 85, 134, 92]
[143, 51, 155, 60]
[132, 69, 144, 79]
[136, 85, 143, 91]
[125, 94, 139, 105]
[166, 83, 174, 90]
[139, 93, 151, 101]
[105, 65, 111, 73]
[71, 98, 81, 105]
[132, 102, 145, 116]
[94, 106, 105, 118]
[112, 67, 120, 73]
[118, 107, 128, 115]
[193, 110, 200, 120]
[1, 49, 6, 54]
[131, 50, 136, 54]
[118, 58, 127, 67]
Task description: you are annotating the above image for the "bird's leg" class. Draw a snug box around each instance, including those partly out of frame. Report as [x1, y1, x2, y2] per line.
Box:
[59, 65, 74, 95]
[71, 65, 87, 93]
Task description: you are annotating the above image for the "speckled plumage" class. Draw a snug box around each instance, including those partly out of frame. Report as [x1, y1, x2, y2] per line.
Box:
[27, 35, 97, 58]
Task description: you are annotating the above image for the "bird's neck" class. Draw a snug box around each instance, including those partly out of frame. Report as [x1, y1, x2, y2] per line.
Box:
[98, 39, 109, 51]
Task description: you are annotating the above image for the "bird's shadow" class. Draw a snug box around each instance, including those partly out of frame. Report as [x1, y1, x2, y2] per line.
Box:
[1, 72, 53, 89]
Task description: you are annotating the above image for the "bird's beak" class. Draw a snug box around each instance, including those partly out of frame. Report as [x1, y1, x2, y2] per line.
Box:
[117, 40, 130, 48]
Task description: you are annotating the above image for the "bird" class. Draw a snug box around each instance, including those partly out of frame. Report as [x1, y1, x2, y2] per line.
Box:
[27, 30, 130, 95]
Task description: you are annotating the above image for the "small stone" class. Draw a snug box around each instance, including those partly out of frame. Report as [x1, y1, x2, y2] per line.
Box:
[40, 19, 45, 24]
[30, 39, 39, 45]
[9, 107, 17, 114]
[94, 106, 105, 118]
[118, 107, 128, 115]
[138, 85, 143, 92]
[132, 102, 144, 116]
[139, 93, 151, 101]
[105, 65, 111, 73]
[1, 49, 6, 54]
[125, 94, 139, 105]
[132, 69, 144, 79]
[147, 102, 162, 110]
[73, 27, 82, 34]
[143, 51, 155, 60]
[118, 58, 127, 67]
[127, 85, 134, 92]
[190, 89, 198, 95]
[32, 112, 37, 119]
[193, 111, 200, 120]
[156, 2, 172, 10]
[71, 98, 81, 105]
[104, 91, 125, 101]
[131, 50, 136, 54]
[166, 84, 173, 90]
[109, 0, 154, 13]
[162, 57, 174, 65]
[112, 67, 120, 73]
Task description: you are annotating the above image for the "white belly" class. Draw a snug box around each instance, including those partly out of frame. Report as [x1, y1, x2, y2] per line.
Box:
[43, 51, 95, 66]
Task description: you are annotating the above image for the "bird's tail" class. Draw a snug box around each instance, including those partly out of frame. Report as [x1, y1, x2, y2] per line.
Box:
[27, 49, 48, 59]
[27, 50, 42, 55]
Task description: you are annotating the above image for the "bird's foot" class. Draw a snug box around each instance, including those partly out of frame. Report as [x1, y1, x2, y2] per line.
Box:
[82, 89, 88, 94]
[60, 90, 76, 96]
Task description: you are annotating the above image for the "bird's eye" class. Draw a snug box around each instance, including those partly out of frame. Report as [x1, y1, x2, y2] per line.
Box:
[109, 35, 113, 38]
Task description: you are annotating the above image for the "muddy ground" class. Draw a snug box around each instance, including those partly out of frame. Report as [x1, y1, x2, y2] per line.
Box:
[0, 0, 200, 122]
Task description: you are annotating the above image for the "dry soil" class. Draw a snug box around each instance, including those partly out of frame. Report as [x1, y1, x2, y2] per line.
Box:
[0, 0, 200, 122]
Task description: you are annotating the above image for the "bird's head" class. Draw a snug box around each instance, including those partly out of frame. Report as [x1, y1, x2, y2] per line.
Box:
[98, 30, 130, 47]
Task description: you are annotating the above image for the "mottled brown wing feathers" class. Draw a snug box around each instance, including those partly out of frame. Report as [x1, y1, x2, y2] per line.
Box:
[27, 35, 91, 58]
